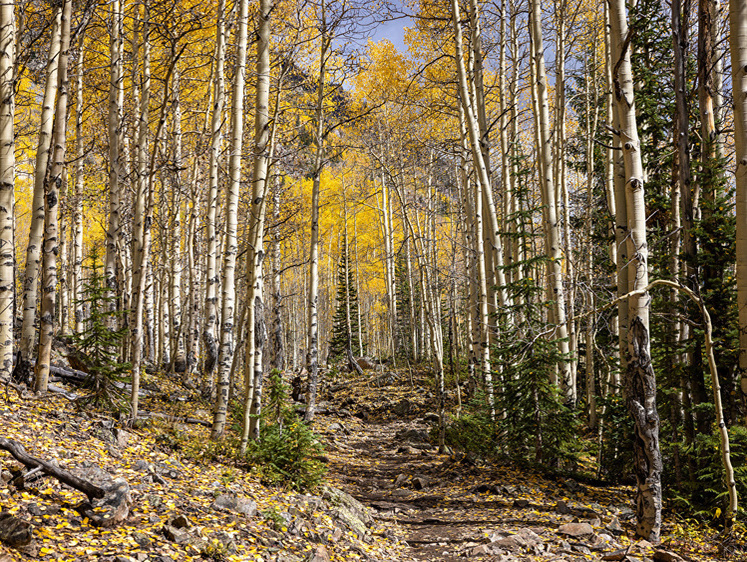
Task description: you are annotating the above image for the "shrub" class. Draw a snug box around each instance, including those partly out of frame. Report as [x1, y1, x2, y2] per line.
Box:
[242, 371, 326, 491]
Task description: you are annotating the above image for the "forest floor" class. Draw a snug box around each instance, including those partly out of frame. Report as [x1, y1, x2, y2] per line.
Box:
[0, 366, 742, 562]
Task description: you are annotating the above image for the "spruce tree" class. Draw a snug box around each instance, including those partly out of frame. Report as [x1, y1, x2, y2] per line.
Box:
[328, 236, 363, 362]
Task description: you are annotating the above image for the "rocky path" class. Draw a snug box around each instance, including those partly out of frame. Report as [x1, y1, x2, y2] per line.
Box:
[318, 411, 705, 562]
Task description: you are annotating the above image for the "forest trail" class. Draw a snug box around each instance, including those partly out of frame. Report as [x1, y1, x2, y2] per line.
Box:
[315, 378, 719, 562]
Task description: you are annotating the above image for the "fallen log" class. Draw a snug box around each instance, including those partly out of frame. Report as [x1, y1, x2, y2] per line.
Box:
[0, 437, 104, 499]
[137, 411, 211, 427]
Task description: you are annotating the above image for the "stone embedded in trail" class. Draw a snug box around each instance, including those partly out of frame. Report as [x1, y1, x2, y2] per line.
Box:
[395, 427, 430, 443]
[210, 493, 257, 517]
[393, 473, 408, 488]
[412, 475, 432, 490]
[556, 499, 571, 514]
[606, 515, 624, 535]
[392, 399, 412, 416]
[558, 522, 595, 538]
[77, 476, 131, 527]
[653, 549, 685, 562]
[305, 544, 331, 562]
[0, 511, 33, 548]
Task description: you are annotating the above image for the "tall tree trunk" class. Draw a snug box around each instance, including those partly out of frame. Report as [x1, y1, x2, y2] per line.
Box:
[203, 0, 225, 394]
[212, 0, 249, 439]
[105, 0, 123, 310]
[610, 0, 662, 541]
[240, 0, 273, 450]
[20, 6, 61, 366]
[304, 3, 330, 423]
[35, 0, 71, 393]
[72, 34, 84, 335]
[529, 0, 572, 398]
[0, 0, 14, 382]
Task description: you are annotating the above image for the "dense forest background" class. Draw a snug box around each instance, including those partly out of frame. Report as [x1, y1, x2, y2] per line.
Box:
[2, 0, 747, 546]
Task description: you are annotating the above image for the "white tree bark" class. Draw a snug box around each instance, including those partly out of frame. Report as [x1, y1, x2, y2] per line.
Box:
[35, 0, 71, 393]
[20, 6, 61, 365]
[212, 0, 249, 439]
[0, 0, 14, 381]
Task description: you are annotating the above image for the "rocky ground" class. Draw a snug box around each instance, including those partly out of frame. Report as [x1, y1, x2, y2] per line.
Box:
[0, 367, 741, 562]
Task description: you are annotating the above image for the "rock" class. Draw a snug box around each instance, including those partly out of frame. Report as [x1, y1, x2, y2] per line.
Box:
[322, 485, 373, 526]
[470, 544, 493, 556]
[213, 531, 238, 553]
[113, 557, 137, 562]
[392, 400, 411, 416]
[412, 476, 431, 490]
[306, 545, 331, 562]
[78, 477, 131, 527]
[517, 527, 542, 546]
[0, 512, 33, 548]
[131, 531, 151, 548]
[606, 515, 624, 535]
[162, 524, 189, 544]
[397, 445, 419, 455]
[328, 422, 348, 435]
[0, 470, 11, 484]
[513, 499, 529, 508]
[332, 506, 368, 537]
[210, 494, 257, 517]
[558, 522, 595, 538]
[653, 550, 685, 562]
[112, 428, 131, 448]
[494, 535, 525, 551]
[356, 357, 377, 370]
[169, 514, 191, 529]
[563, 479, 585, 494]
[393, 473, 408, 488]
[395, 428, 430, 443]
[556, 500, 571, 514]
[602, 549, 630, 561]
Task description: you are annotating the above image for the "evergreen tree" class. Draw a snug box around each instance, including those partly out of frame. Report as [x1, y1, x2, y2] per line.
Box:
[328, 236, 363, 361]
[72, 248, 131, 411]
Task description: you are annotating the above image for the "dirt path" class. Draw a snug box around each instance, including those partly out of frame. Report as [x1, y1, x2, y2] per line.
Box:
[318, 411, 705, 562]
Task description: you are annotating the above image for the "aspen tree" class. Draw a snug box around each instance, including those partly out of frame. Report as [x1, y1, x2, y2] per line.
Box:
[240, 0, 273, 449]
[20, 6, 61, 366]
[732, 0, 747, 416]
[305, 0, 331, 423]
[212, 0, 249, 439]
[529, 0, 571, 398]
[609, 0, 662, 541]
[105, 0, 124, 304]
[0, 0, 13, 382]
[204, 0, 226, 392]
[35, 0, 71, 393]
[72, 34, 84, 335]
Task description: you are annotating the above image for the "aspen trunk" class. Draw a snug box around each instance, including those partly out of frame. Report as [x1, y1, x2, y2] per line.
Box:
[104, 0, 123, 308]
[270, 175, 284, 372]
[304, 5, 330, 423]
[72, 34, 84, 335]
[0, 0, 14, 382]
[20, 6, 61, 365]
[35, 0, 71, 393]
[169, 66, 185, 374]
[240, 0, 273, 450]
[529, 0, 571, 397]
[212, 0, 248, 439]
[203, 0, 226, 392]
[610, 0, 662, 541]
[732, 0, 747, 418]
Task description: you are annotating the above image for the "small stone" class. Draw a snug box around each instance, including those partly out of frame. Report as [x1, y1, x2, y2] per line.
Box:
[393, 474, 408, 488]
[558, 522, 595, 538]
[169, 514, 191, 529]
[556, 500, 571, 514]
[0, 512, 33, 548]
[470, 544, 493, 556]
[606, 515, 624, 535]
[513, 499, 529, 508]
[653, 550, 685, 562]
[305, 544, 331, 562]
[211, 494, 257, 517]
[423, 412, 440, 423]
[113, 556, 137, 562]
[132, 531, 151, 548]
[393, 399, 411, 416]
[162, 524, 189, 544]
[412, 476, 431, 490]
[494, 535, 525, 551]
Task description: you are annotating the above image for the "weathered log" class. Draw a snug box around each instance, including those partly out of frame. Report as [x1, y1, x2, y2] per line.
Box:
[137, 411, 211, 427]
[0, 437, 104, 499]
